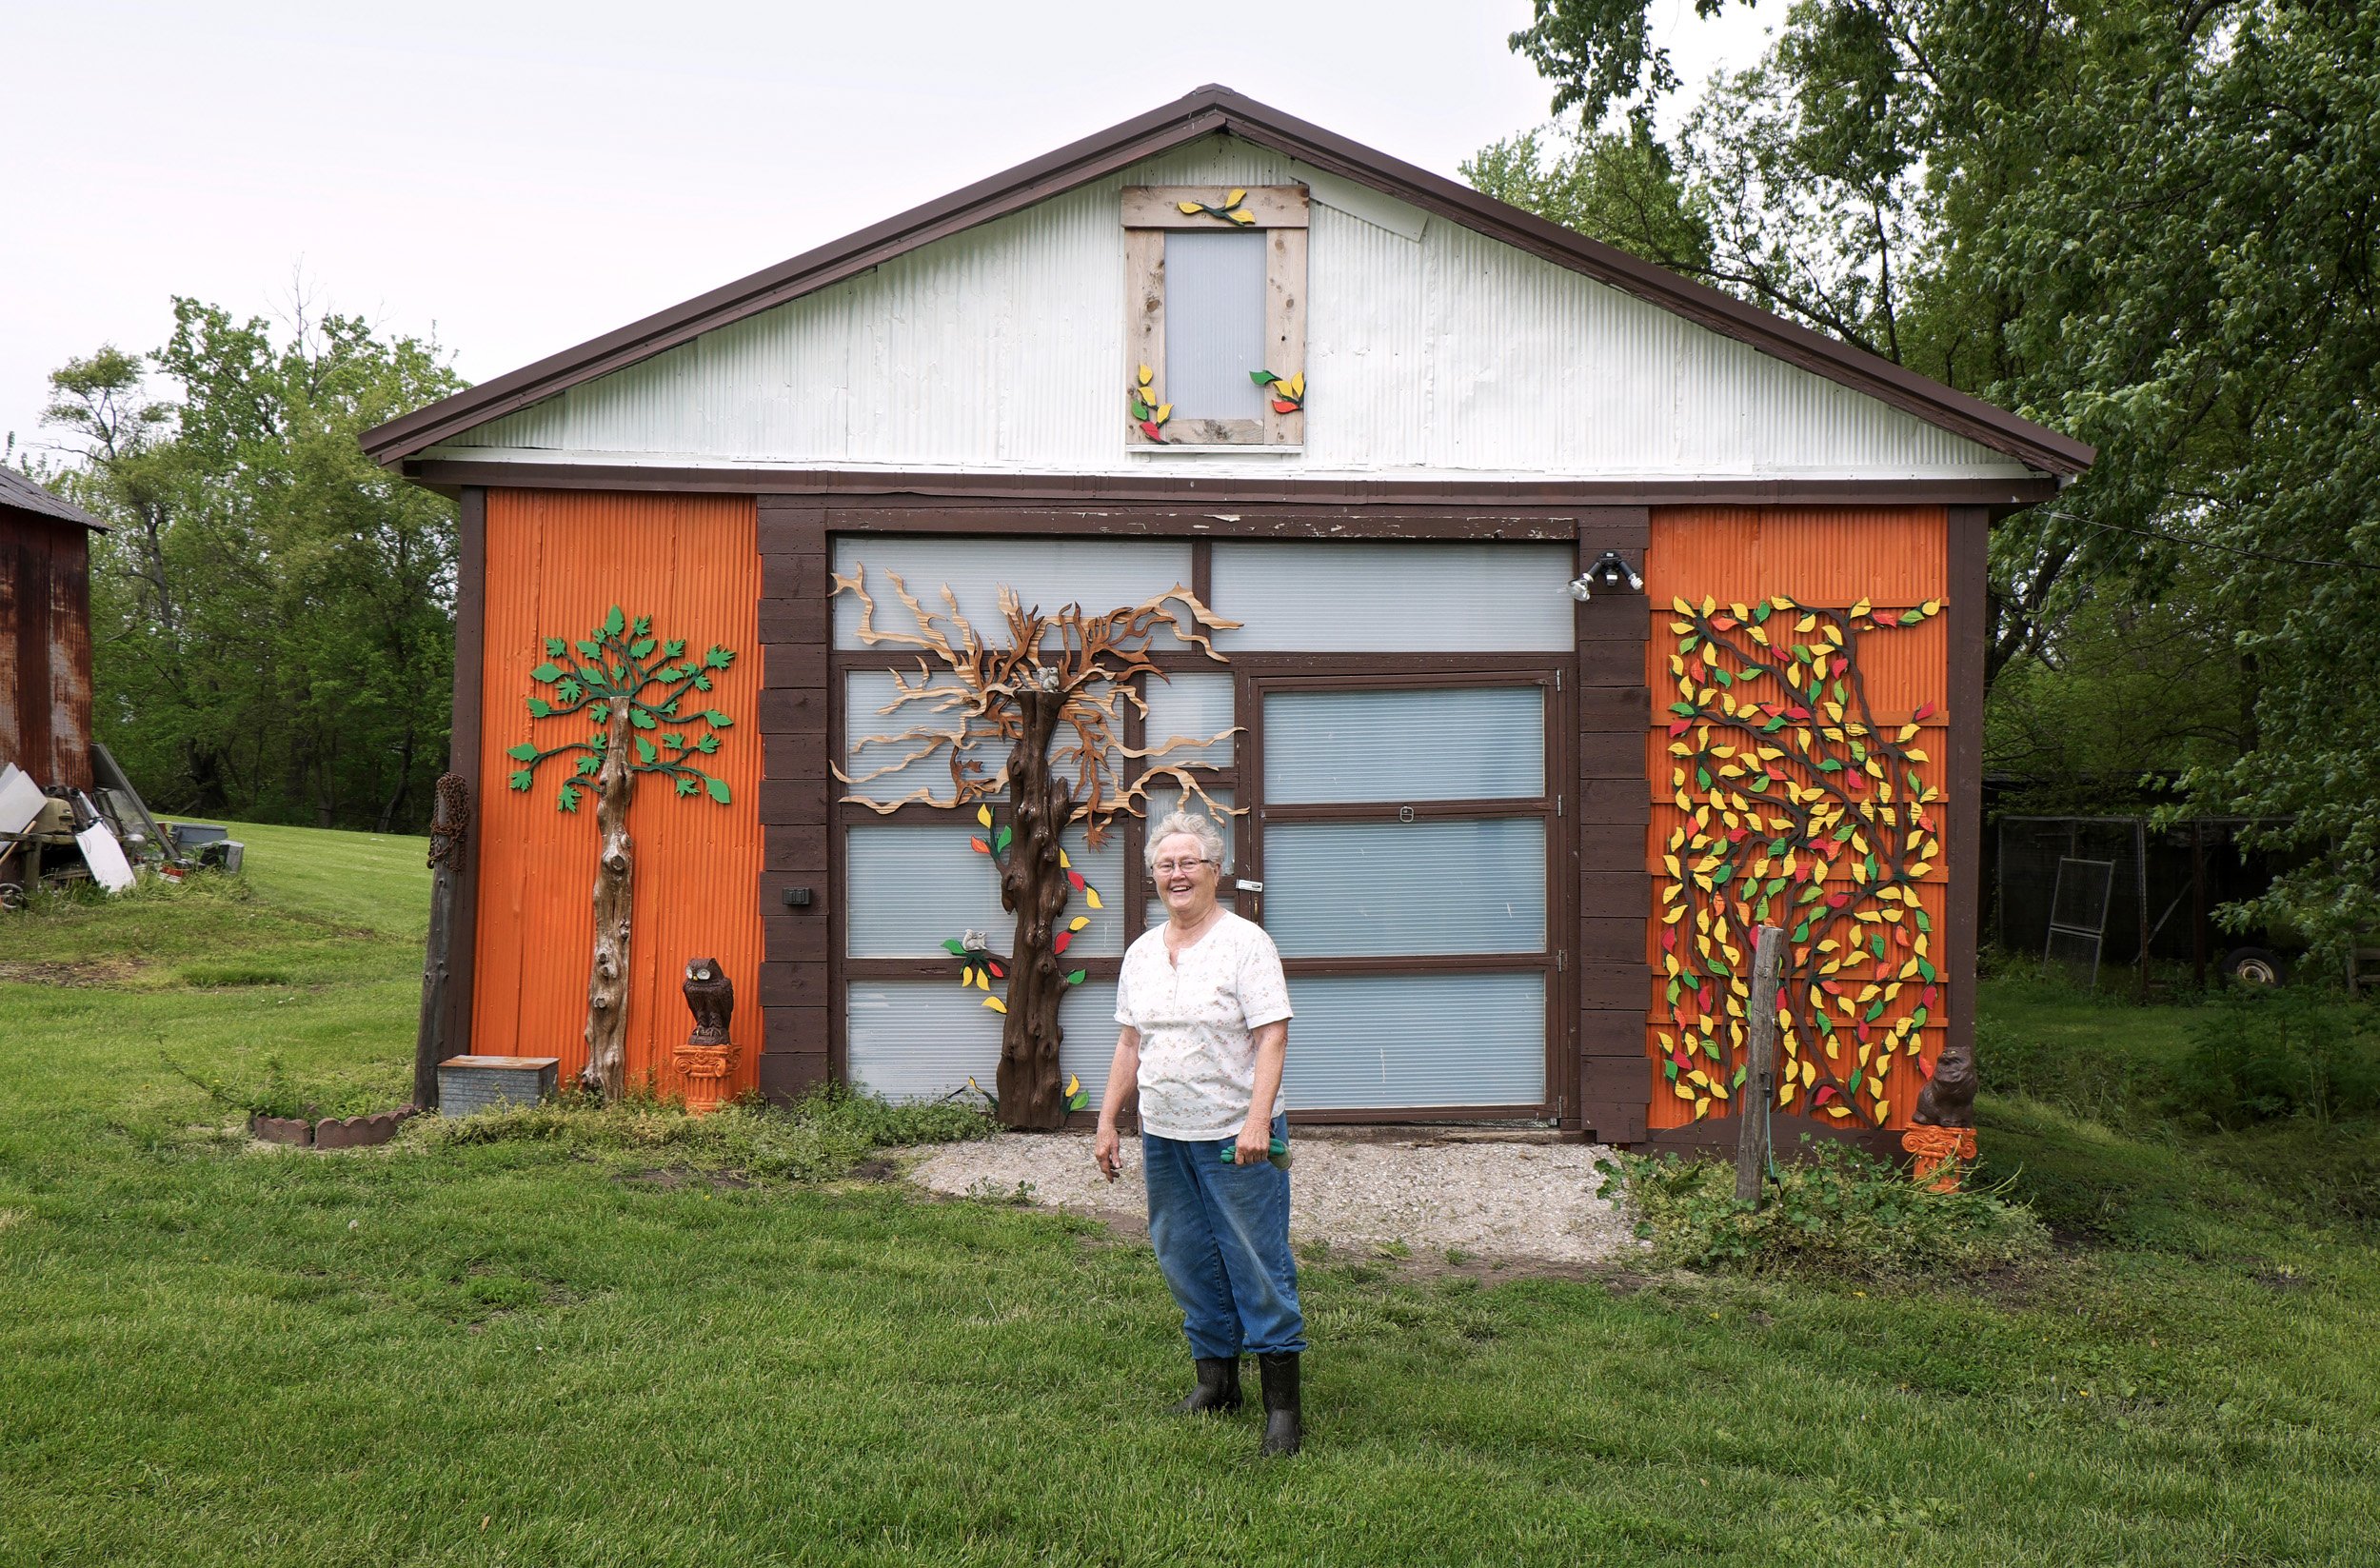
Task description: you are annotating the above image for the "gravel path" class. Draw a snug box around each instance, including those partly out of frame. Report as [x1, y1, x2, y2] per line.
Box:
[904, 1129, 1635, 1266]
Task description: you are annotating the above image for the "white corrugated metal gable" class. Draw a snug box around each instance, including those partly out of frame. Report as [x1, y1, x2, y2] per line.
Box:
[424, 137, 2036, 483]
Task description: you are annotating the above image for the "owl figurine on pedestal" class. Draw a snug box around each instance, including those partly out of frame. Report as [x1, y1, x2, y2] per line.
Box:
[682, 957, 734, 1046]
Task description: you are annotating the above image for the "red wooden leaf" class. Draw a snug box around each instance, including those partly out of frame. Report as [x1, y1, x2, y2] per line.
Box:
[1913, 701, 1936, 721]
[1066, 870, 1085, 890]
[1053, 929, 1073, 955]
[1660, 927, 1677, 951]
[1140, 421, 1164, 441]
[1832, 657, 1849, 677]
[1271, 398, 1299, 413]
[1711, 614, 1737, 630]
[1827, 891, 1851, 908]
[1814, 1084, 1837, 1105]
[1668, 720, 1693, 738]
[986, 957, 1007, 979]
[1921, 985, 1939, 1007]
[970, 837, 991, 854]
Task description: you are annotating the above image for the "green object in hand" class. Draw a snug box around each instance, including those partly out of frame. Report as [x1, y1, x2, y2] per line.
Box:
[1221, 1138, 1292, 1170]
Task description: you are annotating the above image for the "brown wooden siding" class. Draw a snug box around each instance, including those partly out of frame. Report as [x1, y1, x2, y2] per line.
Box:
[0, 508, 94, 790]
[756, 497, 833, 1099]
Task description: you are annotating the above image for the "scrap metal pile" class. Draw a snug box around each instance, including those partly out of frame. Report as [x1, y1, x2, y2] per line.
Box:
[0, 744, 238, 909]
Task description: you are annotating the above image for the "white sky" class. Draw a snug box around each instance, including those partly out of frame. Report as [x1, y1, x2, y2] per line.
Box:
[1, 0, 1771, 464]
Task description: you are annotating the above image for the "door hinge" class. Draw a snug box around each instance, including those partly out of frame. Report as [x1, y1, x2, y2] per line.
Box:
[1557, 949, 1567, 971]
[1557, 793, 1563, 817]
[1555, 669, 1563, 692]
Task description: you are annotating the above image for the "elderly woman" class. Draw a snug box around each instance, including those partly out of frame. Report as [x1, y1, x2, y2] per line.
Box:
[1093, 808, 1303, 1457]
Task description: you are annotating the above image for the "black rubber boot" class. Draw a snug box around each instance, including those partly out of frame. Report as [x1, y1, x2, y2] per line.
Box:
[1258, 1352, 1302, 1456]
[1169, 1357, 1242, 1415]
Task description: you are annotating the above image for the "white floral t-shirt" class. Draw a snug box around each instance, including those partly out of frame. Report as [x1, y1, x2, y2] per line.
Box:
[1115, 911, 1295, 1141]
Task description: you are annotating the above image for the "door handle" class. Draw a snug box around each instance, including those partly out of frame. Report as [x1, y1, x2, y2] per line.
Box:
[1236, 879, 1264, 893]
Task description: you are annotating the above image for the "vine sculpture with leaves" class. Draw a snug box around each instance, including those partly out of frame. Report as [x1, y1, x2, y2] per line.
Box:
[1656, 592, 1947, 1128]
[832, 566, 1237, 1128]
[506, 605, 738, 1099]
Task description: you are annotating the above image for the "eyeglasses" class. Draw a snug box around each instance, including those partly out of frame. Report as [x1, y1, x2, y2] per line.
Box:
[1152, 858, 1213, 875]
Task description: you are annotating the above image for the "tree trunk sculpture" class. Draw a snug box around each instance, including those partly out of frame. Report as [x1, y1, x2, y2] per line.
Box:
[996, 688, 1079, 1128]
[581, 699, 636, 1097]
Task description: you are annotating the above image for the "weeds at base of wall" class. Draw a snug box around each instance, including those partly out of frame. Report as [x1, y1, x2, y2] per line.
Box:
[1602, 1142, 2053, 1279]
[413, 1083, 992, 1183]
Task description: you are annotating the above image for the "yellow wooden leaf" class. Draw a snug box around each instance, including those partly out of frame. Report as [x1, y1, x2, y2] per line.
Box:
[1672, 596, 1694, 615]
[1921, 599, 1941, 615]
[1068, 916, 1090, 932]
[982, 995, 1007, 1014]
[1227, 208, 1254, 224]
[1823, 624, 1844, 646]
[977, 969, 992, 992]
[1138, 363, 1154, 386]
[961, 966, 975, 987]
[1851, 598, 1872, 618]
[1288, 371, 1304, 398]
[1083, 885, 1103, 910]
[1154, 403, 1172, 423]
[1670, 620, 1694, 634]
[1674, 1081, 1696, 1100]
[1905, 747, 1930, 763]
[1225, 189, 1247, 207]
[977, 804, 994, 828]
[1058, 846, 1070, 867]
[1065, 1073, 1081, 1097]
[1176, 201, 1202, 215]
[1795, 614, 1816, 632]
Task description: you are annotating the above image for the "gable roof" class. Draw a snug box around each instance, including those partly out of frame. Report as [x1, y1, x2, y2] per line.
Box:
[362, 85, 2093, 478]
[0, 467, 105, 531]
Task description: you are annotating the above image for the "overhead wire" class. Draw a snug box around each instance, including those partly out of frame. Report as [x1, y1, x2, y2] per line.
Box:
[2032, 507, 2380, 573]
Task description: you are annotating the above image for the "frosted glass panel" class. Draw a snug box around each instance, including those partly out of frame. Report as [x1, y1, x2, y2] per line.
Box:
[1211, 543, 1576, 650]
[846, 981, 1121, 1104]
[1264, 687, 1543, 804]
[1164, 230, 1268, 421]
[847, 823, 1125, 958]
[833, 538, 1196, 648]
[1281, 974, 1545, 1108]
[1142, 673, 1237, 768]
[1265, 820, 1545, 957]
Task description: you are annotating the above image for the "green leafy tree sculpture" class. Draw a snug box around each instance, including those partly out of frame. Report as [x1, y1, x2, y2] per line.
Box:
[506, 605, 737, 1098]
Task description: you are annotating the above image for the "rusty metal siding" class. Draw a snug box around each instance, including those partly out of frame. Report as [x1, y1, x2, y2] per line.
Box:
[471, 490, 765, 1096]
[0, 509, 94, 790]
[426, 140, 2033, 485]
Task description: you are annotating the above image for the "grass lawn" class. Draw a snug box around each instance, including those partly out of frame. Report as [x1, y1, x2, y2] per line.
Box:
[5, 826, 2378, 1565]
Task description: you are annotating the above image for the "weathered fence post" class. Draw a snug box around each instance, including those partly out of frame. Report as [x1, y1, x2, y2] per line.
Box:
[1735, 925, 1789, 1203]
[413, 773, 470, 1111]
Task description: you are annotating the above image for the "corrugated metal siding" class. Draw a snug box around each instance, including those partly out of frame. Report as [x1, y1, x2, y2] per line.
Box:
[1640, 506, 1952, 1134]
[0, 511, 93, 790]
[473, 490, 764, 1097]
[431, 140, 2032, 483]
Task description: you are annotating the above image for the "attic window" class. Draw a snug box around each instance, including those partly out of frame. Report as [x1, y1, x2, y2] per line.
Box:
[1122, 185, 1307, 447]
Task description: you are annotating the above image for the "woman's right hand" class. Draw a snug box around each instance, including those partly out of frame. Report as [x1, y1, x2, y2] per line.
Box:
[1093, 1123, 1122, 1182]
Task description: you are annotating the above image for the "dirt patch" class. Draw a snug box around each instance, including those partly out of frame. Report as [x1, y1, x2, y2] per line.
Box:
[902, 1128, 1638, 1268]
[843, 1158, 901, 1183]
[0, 957, 143, 987]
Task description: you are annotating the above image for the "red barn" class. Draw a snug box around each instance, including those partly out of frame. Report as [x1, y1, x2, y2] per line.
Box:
[0, 468, 101, 792]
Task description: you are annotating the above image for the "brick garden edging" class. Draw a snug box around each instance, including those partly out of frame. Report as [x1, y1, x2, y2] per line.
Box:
[248, 1106, 415, 1149]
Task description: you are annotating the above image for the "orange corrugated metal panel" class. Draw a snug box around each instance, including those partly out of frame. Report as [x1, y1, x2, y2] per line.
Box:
[473, 490, 764, 1098]
[1640, 506, 1951, 1135]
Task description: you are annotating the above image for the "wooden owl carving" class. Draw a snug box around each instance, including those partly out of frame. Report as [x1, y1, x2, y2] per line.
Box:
[1912, 1038, 1977, 1129]
[682, 957, 734, 1044]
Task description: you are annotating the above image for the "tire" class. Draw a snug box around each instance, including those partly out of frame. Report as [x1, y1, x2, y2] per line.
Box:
[2221, 946, 2289, 986]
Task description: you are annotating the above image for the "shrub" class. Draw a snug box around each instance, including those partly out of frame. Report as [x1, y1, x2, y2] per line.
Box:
[1973, 1016, 2174, 1127]
[415, 1082, 991, 1181]
[1604, 1141, 2052, 1278]
[2171, 988, 2380, 1130]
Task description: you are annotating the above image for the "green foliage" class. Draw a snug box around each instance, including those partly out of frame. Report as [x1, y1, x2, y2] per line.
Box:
[507, 605, 737, 811]
[39, 302, 464, 832]
[1461, 123, 1708, 273]
[2173, 988, 2380, 1132]
[1607, 1142, 2051, 1278]
[416, 1083, 988, 1181]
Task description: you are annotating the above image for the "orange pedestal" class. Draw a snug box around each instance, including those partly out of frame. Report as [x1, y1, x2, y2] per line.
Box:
[1901, 1124, 1977, 1193]
[673, 1042, 738, 1116]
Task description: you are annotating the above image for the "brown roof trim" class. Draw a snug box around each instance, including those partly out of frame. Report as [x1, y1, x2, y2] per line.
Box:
[402, 459, 2057, 514]
[363, 85, 2094, 477]
[0, 468, 107, 531]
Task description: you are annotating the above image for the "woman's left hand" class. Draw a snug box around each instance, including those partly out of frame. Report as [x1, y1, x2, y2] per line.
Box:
[1234, 1119, 1271, 1165]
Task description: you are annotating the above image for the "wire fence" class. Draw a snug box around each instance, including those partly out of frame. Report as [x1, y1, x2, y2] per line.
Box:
[1990, 816, 2289, 990]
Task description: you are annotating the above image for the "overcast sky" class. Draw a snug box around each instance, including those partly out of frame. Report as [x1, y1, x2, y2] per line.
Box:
[1, 0, 1772, 466]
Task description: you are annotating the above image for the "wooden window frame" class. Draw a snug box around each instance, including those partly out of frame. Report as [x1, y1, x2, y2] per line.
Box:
[1122, 185, 1308, 448]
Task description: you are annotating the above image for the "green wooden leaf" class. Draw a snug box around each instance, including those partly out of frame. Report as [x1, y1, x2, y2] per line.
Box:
[603, 605, 625, 636]
[663, 700, 681, 717]
[1817, 759, 1843, 772]
[663, 639, 685, 658]
[994, 825, 1013, 854]
[630, 638, 656, 659]
[634, 736, 657, 764]
[703, 709, 732, 728]
[556, 677, 583, 703]
[1664, 1060, 1679, 1082]
[693, 674, 712, 692]
[576, 640, 601, 661]
[674, 776, 696, 797]
[1732, 1064, 1748, 1088]
[532, 662, 565, 683]
[1669, 703, 1698, 717]
[704, 646, 735, 671]
[545, 637, 566, 658]
[1815, 1012, 1835, 1036]
[1911, 1005, 1930, 1028]
[1792, 921, 1811, 943]
[506, 743, 538, 762]
[1863, 999, 1885, 1022]
[1753, 603, 1772, 623]
[663, 732, 684, 750]
[694, 734, 720, 754]
[632, 614, 651, 636]
[1918, 958, 1937, 982]
[526, 697, 552, 718]
[943, 938, 968, 956]
[559, 784, 582, 812]
[1680, 634, 1699, 653]
[508, 769, 532, 791]
[1914, 911, 1933, 932]
[1064, 969, 1086, 986]
[1130, 399, 1152, 420]
[574, 755, 599, 777]
[589, 703, 610, 725]
[704, 776, 732, 804]
[1250, 369, 1279, 386]
[629, 707, 658, 730]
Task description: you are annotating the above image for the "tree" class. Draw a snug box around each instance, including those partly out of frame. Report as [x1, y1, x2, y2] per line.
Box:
[833, 568, 1235, 1129]
[40, 299, 464, 829]
[503, 605, 739, 1098]
[1494, 1, 2380, 950]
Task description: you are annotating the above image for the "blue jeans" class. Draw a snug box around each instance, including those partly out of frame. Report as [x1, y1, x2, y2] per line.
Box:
[1141, 1113, 1305, 1360]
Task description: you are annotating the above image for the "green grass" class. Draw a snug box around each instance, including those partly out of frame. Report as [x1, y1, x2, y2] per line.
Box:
[5, 831, 2379, 1565]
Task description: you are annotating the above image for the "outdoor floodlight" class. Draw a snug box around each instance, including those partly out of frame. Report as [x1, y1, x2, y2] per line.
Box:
[1565, 550, 1644, 602]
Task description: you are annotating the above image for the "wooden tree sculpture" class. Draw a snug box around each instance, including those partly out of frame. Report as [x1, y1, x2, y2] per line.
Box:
[833, 566, 1238, 1129]
[504, 605, 738, 1098]
[1656, 592, 1948, 1128]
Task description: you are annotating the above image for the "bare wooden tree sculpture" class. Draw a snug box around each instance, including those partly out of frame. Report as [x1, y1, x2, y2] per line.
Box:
[833, 566, 1238, 1129]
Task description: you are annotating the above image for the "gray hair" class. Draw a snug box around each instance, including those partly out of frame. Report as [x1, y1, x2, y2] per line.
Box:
[1145, 810, 1227, 874]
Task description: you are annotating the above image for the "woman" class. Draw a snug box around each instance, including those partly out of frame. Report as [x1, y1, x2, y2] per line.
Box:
[1093, 809, 1303, 1457]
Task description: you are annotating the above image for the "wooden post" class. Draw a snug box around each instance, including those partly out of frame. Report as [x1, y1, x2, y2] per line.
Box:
[412, 773, 471, 1110]
[1735, 925, 1788, 1203]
